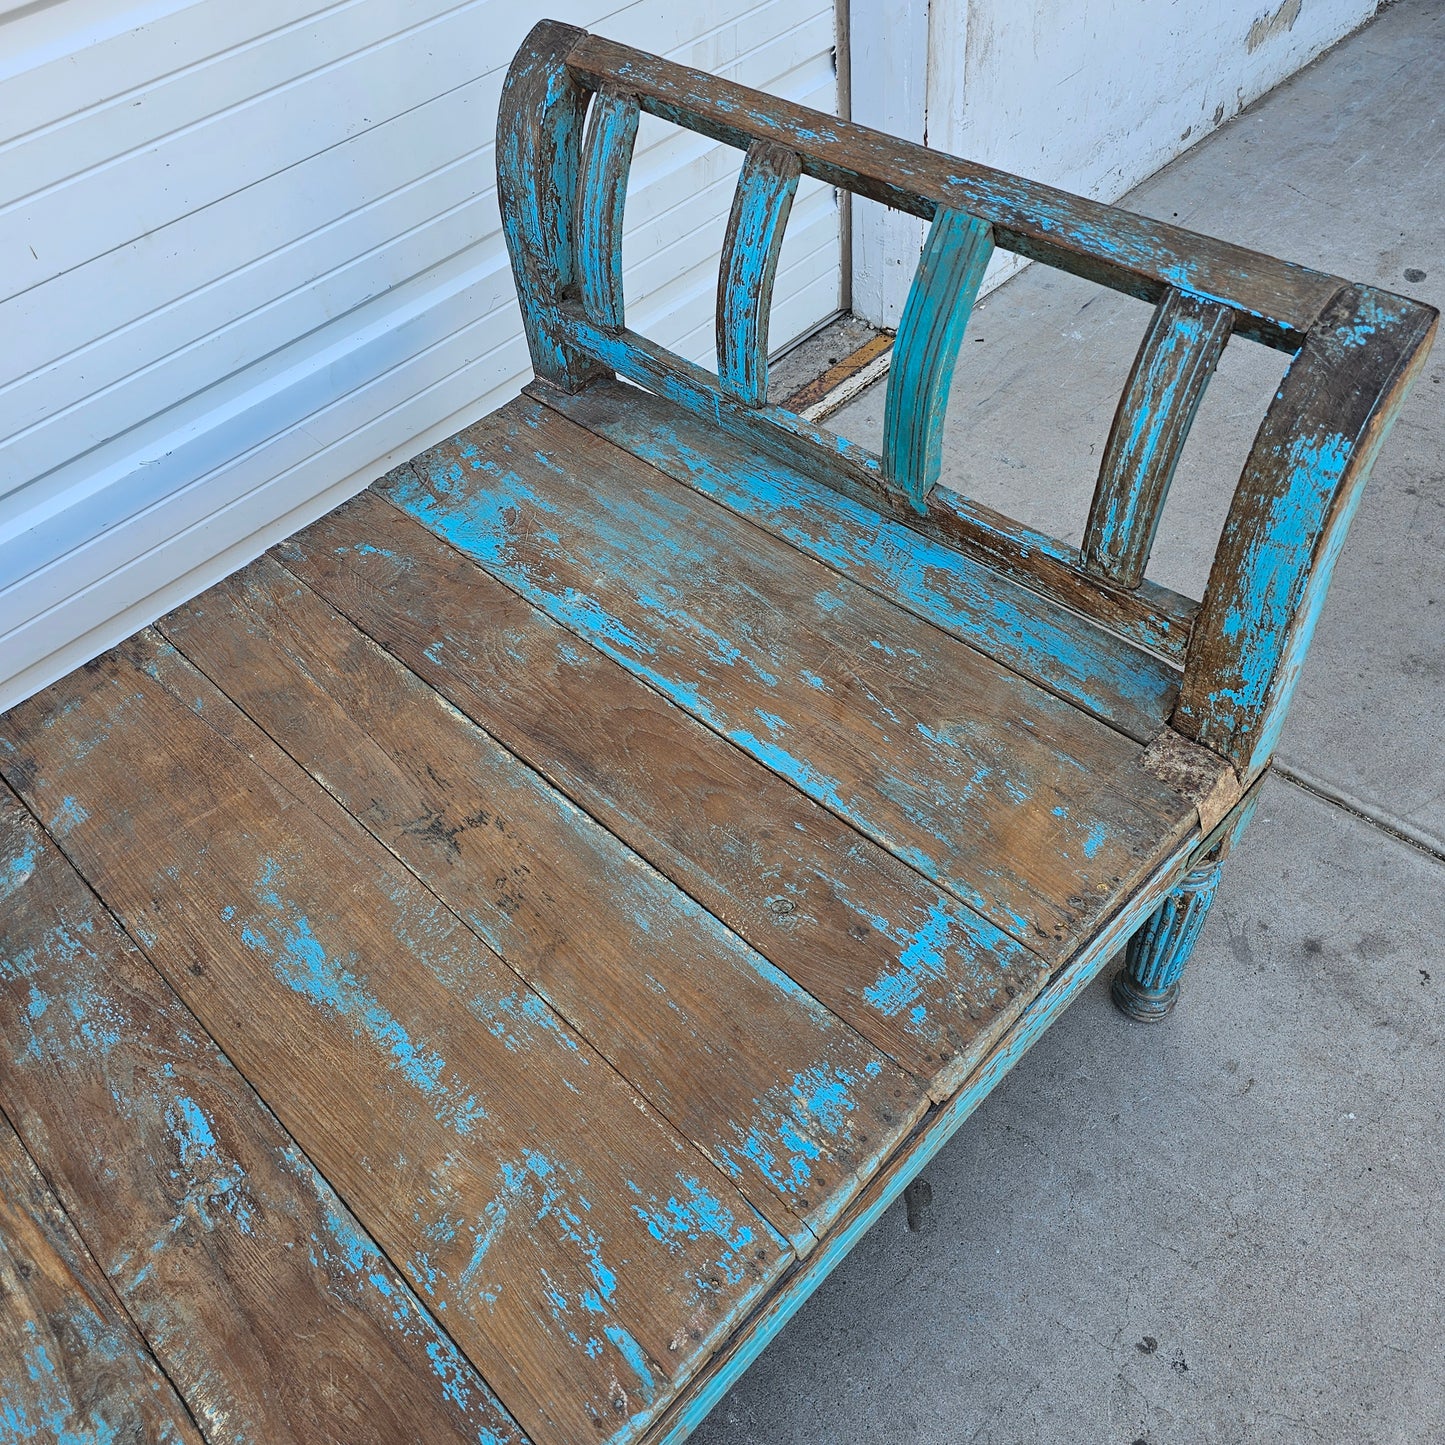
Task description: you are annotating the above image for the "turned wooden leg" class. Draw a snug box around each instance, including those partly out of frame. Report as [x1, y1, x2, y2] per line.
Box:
[1111, 855, 1225, 1021]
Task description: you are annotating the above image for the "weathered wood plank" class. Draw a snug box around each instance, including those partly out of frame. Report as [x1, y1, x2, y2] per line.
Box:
[0, 787, 522, 1445]
[882, 208, 993, 507]
[278, 492, 1049, 1099]
[716, 141, 801, 407]
[1, 642, 791, 1445]
[0, 1109, 202, 1445]
[563, 28, 1343, 349]
[1175, 283, 1439, 777]
[1083, 289, 1233, 589]
[577, 85, 640, 330]
[158, 556, 927, 1248]
[530, 376, 1180, 743]
[387, 398, 1200, 952]
[497, 19, 606, 391]
[639, 837, 1199, 1445]
[556, 305, 1198, 661]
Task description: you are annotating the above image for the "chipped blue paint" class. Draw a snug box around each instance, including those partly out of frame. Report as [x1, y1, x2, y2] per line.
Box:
[0, 818, 519, 1442]
[1177, 285, 1431, 774]
[2, 1322, 125, 1445]
[397, 422, 1112, 940]
[231, 856, 488, 1136]
[1205, 428, 1352, 731]
[454, 1148, 625, 1318]
[625, 1174, 766, 1289]
[1083, 290, 1231, 588]
[547, 391, 1178, 741]
[495, 21, 598, 389]
[48, 796, 89, 838]
[157, 1094, 257, 1237]
[297, 1162, 521, 1442]
[0, 841, 37, 901]
[1335, 289, 1407, 349]
[171, 1095, 217, 1161]
[657, 845, 1193, 1444]
[2, 914, 127, 1062]
[604, 1324, 657, 1408]
[861, 899, 954, 1019]
[577, 86, 640, 330]
[717, 142, 800, 408]
[883, 208, 994, 508]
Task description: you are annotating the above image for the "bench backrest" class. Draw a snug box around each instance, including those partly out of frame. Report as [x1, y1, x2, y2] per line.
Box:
[497, 21, 1437, 783]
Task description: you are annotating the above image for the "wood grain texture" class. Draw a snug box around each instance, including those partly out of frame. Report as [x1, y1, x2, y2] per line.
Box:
[0, 1108, 202, 1445]
[882, 208, 993, 507]
[555, 307, 1199, 662]
[638, 838, 1200, 1445]
[576, 85, 640, 331]
[0, 640, 790, 1445]
[529, 377, 1179, 744]
[496, 18, 605, 392]
[158, 554, 926, 1249]
[716, 141, 801, 407]
[1174, 283, 1439, 777]
[277, 492, 1049, 1099]
[563, 29, 1344, 350]
[387, 397, 1200, 954]
[1083, 288, 1234, 589]
[0, 787, 522, 1445]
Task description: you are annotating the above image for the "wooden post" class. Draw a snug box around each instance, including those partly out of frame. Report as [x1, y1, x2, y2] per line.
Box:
[1174, 284, 1439, 779]
[1110, 856, 1224, 1021]
[496, 20, 608, 392]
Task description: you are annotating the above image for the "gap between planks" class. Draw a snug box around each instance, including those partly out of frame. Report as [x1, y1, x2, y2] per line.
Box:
[151, 580, 888, 1259]
[267, 494, 1053, 1104]
[0, 783, 526, 1444]
[384, 398, 1199, 956]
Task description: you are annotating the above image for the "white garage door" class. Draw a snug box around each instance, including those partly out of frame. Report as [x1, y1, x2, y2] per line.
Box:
[0, 0, 841, 710]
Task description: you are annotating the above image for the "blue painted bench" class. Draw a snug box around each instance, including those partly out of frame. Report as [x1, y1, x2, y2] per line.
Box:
[0, 19, 1435, 1445]
[486, 19, 1436, 1435]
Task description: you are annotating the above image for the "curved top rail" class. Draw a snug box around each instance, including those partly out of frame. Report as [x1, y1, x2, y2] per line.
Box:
[564, 29, 1345, 351]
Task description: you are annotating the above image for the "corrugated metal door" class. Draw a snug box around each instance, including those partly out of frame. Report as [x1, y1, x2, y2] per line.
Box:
[0, 0, 841, 708]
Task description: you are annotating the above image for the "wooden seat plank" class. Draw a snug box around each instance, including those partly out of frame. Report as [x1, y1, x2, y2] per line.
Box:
[278, 491, 1049, 1094]
[0, 643, 790, 1445]
[0, 790, 522, 1445]
[388, 398, 1199, 952]
[0, 1110, 202, 1445]
[158, 555, 926, 1249]
[529, 375, 1180, 743]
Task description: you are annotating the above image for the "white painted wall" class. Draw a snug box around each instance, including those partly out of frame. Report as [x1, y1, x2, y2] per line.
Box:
[847, 0, 927, 327]
[852, 0, 1382, 322]
[0, 0, 841, 711]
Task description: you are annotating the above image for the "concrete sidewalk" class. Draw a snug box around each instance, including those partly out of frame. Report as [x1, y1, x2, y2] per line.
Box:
[695, 3, 1445, 1441]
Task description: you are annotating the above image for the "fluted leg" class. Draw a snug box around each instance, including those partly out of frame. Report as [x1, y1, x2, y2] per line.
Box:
[1111, 855, 1224, 1021]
